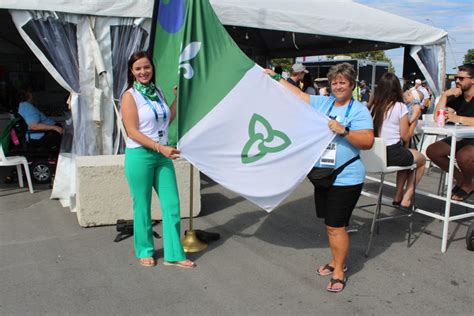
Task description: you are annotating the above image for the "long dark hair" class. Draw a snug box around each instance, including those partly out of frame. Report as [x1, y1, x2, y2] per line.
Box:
[126, 51, 156, 90]
[368, 72, 404, 137]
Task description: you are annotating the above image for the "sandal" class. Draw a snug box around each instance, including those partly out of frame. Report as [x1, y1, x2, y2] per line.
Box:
[327, 277, 347, 293]
[138, 257, 156, 267]
[452, 188, 473, 202]
[317, 263, 348, 276]
[392, 200, 401, 206]
[452, 185, 461, 195]
[163, 259, 196, 268]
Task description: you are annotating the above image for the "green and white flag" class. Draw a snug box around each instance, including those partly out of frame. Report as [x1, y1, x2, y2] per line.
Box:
[153, 0, 334, 211]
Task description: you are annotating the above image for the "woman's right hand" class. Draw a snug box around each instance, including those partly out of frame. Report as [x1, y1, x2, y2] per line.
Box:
[158, 144, 181, 160]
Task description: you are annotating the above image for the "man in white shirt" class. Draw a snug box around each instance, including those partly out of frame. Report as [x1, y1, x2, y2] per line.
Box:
[415, 79, 430, 109]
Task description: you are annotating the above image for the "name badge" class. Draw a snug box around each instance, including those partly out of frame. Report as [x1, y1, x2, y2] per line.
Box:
[320, 142, 337, 166]
[158, 130, 168, 145]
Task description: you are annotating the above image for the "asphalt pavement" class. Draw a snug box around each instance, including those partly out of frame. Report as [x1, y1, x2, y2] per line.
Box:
[0, 167, 473, 315]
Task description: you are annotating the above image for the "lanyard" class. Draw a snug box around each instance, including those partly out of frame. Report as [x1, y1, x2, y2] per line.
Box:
[138, 89, 168, 122]
[325, 98, 354, 123]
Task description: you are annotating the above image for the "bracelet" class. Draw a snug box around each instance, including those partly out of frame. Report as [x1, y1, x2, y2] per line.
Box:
[154, 142, 160, 153]
[270, 73, 282, 81]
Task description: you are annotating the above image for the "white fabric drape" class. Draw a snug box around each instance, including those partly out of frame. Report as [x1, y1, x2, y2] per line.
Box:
[10, 10, 150, 208]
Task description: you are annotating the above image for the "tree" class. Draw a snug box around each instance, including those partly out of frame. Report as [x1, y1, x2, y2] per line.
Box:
[270, 58, 293, 72]
[328, 51, 395, 73]
[463, 48, 474, 65]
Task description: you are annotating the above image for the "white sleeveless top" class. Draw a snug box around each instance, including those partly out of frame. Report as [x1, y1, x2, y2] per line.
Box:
[125, 87, 170, 148]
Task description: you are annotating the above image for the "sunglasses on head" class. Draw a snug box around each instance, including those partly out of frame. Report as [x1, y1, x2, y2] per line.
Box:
[454, 76, 472, 81]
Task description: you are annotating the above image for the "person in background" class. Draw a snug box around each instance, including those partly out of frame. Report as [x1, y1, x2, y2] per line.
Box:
[359, 80, 370, 105]
[17, 89, 63, 148]
[427, 64, 474, 201]
[287, 63, 308, 89]
[302, 72, 317, 95]
[403, 88, 424, 142]
[369, 72, 426, 208]
[121, 51, 195, 268]
[266, 62, 374, 293]
[414, 79, 430, 111]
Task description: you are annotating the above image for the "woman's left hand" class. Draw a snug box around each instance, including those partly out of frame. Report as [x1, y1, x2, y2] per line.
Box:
[328, 119, 345, 135]
[159, 144, 181, 160]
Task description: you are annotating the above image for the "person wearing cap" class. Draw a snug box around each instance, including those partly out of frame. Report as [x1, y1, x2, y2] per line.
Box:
[414, 79, 430, 109]
[359, 80, 370, 104]
[427, 64, 474, 201]
[287, 63, 308, 89]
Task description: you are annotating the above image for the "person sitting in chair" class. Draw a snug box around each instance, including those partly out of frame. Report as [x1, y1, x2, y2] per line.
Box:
[17, 89, 63, 149]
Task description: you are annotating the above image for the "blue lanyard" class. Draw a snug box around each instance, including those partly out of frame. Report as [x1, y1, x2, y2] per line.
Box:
[325, 98, 354, 124]
[138, 89, 168, 122]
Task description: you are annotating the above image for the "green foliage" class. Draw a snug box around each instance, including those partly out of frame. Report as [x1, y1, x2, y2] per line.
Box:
[328, 51, 395, 73]
[270, 58, 293, 72]
[463, 48, 474, 64]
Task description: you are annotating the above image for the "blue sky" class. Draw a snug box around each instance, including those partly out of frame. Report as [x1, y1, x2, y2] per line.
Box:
[356, 0, 474, 75]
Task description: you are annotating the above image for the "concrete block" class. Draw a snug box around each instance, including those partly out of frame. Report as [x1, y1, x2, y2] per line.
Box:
[75, 155, 200, 227]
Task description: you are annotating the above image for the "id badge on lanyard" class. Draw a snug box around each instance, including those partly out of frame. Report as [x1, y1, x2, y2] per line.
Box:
[320, 99, 354, 167]
[320, 142, 337, 166]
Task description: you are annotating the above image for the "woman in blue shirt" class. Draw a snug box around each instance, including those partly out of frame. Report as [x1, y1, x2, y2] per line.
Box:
[266, 63, 374, 293]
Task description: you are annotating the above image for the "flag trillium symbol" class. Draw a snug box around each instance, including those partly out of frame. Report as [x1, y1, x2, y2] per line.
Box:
[241, 114, 292, 164]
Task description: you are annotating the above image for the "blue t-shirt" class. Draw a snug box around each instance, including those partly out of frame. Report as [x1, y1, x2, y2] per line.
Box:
[309, 95, 373, 186]
[18, 101, 56, 140]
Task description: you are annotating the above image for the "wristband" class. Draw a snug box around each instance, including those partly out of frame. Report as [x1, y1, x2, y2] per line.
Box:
[271, 73, 282, 81]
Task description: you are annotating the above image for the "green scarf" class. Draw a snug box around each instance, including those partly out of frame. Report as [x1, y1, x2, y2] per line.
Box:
[133, 81, 158, 101]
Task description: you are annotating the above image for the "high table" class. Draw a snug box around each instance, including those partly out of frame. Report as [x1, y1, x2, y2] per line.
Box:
[418, 123, 474, 252]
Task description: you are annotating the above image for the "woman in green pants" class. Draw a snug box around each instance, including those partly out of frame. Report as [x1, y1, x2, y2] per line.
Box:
[121, 51, 195, 268]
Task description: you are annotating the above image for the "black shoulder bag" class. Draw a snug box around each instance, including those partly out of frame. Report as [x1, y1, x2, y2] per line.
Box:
[307, 155, 360, 189]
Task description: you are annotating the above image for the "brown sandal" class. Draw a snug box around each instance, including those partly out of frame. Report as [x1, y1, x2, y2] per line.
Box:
[138, 257, 156, 267]
[163, 259, 196, 268]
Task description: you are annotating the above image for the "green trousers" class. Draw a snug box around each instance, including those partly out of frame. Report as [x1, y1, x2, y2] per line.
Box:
[125, 146, 185, 261]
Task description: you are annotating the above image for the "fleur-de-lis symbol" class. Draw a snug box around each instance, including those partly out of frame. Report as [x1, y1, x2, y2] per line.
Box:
[241, 114, 292, 164]
[179, 42, 201, 79]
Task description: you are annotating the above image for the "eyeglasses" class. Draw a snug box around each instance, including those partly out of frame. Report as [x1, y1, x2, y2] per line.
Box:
[454, 76, 472, 81]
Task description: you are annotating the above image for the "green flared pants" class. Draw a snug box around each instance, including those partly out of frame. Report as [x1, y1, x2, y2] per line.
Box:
[124, 146, 185, 261]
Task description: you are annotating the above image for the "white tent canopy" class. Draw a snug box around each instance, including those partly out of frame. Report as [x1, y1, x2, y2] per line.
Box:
[0, 0, 447, 207]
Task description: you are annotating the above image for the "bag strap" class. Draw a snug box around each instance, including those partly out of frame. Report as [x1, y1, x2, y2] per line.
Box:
[333, 155, 360, 176]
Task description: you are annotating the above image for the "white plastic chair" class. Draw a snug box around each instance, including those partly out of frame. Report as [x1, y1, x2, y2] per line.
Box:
[360, 137, 416, 257]
[0, 145, 34, 193]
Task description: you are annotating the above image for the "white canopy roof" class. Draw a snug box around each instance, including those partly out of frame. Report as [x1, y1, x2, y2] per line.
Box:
[1, 0, 447, 46]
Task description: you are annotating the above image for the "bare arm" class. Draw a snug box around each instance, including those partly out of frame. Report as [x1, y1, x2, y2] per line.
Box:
[407, 104, 421, 139]
[264, 69, 310, 104]
[169, 86, 177, 123]
[121, 91, 180, 159]
[328, 119, 374, 150]
[433, 88, 462, 120]
[399, 113, 410, 145]
[28, 122, 63, 134]
[345, 129, 374, 150]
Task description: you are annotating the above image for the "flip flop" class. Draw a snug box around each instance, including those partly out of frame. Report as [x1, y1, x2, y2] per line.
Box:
[452, 188, 473, 202]
[138, 257, 156, 267]
[317, 263, 348, 276]
[327, 277, 347, 293]
[452, 185, 461, 195]
[163, 260, 196, 268]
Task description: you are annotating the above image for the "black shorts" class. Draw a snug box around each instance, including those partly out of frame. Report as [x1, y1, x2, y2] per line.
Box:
[313, 183, 363, 227]
[386, 141, 414, 167]
[441, 137, 474, 151]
